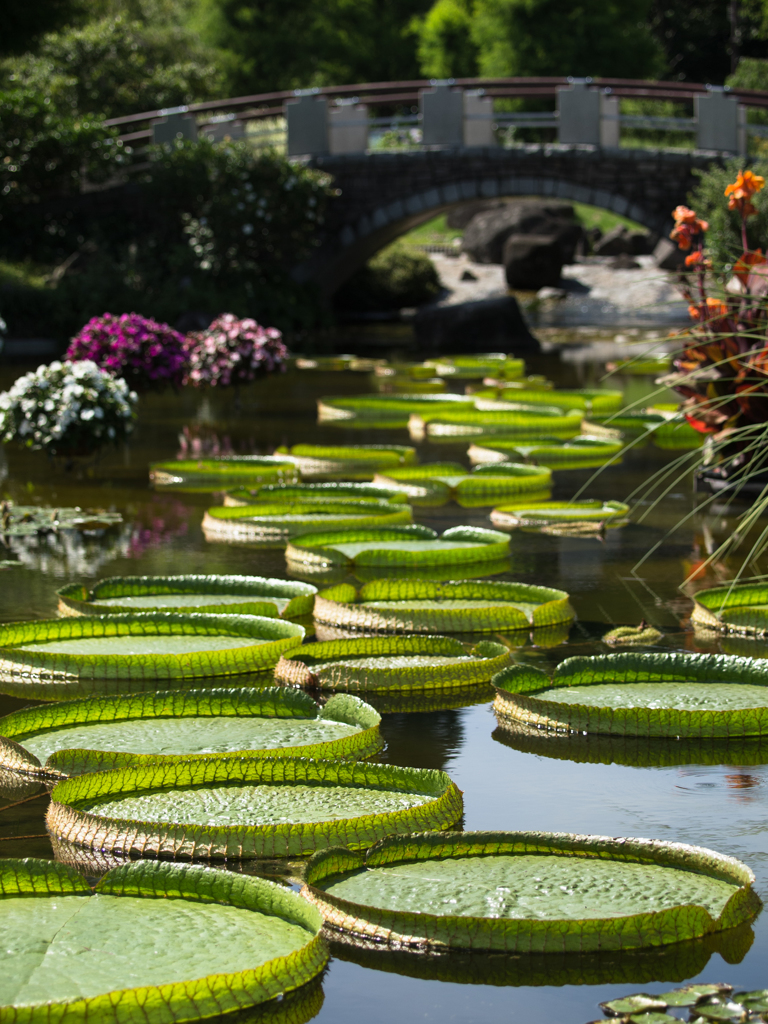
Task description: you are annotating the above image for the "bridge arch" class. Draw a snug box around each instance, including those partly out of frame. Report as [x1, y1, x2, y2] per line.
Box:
[298, 147, 720, 294]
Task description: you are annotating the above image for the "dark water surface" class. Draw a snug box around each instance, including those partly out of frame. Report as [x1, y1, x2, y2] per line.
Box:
[0, 349, 763, 1024]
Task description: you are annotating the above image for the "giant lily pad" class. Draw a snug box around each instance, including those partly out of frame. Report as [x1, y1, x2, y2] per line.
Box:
[149, 456, 299, 492]
[46, 757, 463, 860]
[410, 407, 584, 440]
[374, 463, 552, 507]
[317, 393, 475, 425]
[313, 579, 574, 634]
[652, 418, 704, 450]
[468, 436, 624, 469]
[274, 636, 511, 694]
[203, 499, 412, 544]
[57, 574, 316, 620]
[691, 583, 768, 636]
[275, 444, 417, 481]
[0, 687, 382, 777]
[0, 502, 123, 537]
[301, 830, 759, 953]
[0, 858, 327, 1022]
[424, 355, 526, 380]
[285, 525, 510, 571]
[295, 354, 382, 371]
[493, 652, 768, 738]
[224, 482, 410, 507]
[473, 387, 623, 415]
[491, 499, 629, 532]
[0, 613, 304, 696]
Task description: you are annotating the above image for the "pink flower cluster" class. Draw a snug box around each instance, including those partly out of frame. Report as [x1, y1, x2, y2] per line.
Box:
[66, 313, 186, 391]
[183, 313, 289, 388]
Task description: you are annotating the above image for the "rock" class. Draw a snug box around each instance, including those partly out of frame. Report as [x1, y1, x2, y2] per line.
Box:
[593, 224, 633, 256]
[460, 268, 478, 281]
[610, 253, 641, 269]
[629, 231, 652, 255]
[413, 295, 540, 354]
[462, 201, 582, 264]
[537, 286, 567, 300]
[446, 200, 506, 230]
[503, 234, 564, 289]
[653, 237, 686, 271]
[586, 227, 603, 253]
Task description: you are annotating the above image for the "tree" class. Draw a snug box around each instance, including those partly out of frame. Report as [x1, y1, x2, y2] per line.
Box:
[471, 0, 664, 80]
[1, 0, 86, 57]
[412, 0, 479, 79]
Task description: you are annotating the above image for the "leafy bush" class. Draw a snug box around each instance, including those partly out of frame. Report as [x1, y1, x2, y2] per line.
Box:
[335, 243, 442, 312]
[66, 313, 186, 392]
[412, 0, 478, 78]
[688, 158, 768, 266]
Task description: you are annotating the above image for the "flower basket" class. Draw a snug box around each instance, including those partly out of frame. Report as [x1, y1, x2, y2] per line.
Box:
[66, 313, 186, 393]
[183, 314, 289, 389]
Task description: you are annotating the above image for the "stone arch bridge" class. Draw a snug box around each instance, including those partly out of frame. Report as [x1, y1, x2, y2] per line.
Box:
[299, 146, 717, 293]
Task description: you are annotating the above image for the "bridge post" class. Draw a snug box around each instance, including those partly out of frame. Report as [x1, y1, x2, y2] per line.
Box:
[286, 92, 329, 157]
[152, 109, 198, 144]
[556, 81, 617, 147]
[695, 88, 746, 155]
[329, 102, 369, 154]
[463, 90, 496, 147]
[421, 82, 464, 147]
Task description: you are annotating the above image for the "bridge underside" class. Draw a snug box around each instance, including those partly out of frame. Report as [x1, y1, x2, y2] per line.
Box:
[298, 145, 721, 294]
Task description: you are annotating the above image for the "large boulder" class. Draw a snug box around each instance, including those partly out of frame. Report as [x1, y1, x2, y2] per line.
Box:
[462, 201, 582, 265]
[653, 237, 686, 271]
[593, 224, 652, 257]
[503, 234, 564, 289]
[413, 295, 540, 354]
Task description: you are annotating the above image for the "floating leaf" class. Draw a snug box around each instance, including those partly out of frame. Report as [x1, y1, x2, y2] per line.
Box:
[0, 613, 305, 696]
[301, 830, 760, 953]
[374, 463, 552, 507]
[473, 387, 624, 414]
[47, 757, 463, 860]
[424, 355, 525, 380]
[600, 994, 668, 1015]
[0, 858, 327, 1022]
[0, 687, 382, 777]
[491, 500, 629, 531]
[274, 636, 511, 694]
[493, 652, 768, 738]
[468, 435, 624, 469]
[652, 419, 704, 450]
[203, 499, 412, 544]
[602, 624, 663, 647]
[317, 393, 475, 424]
[275, 444, 417, 481]
[149, 456, 299, 491]
[224, 482, 410, 507]
[659, 984, 733, 1006]
[692, 583, 768, 636]
[313, 579, 574, 634]
[286, 526, 510, 571]
[57, 574, 316, 620]
[410, 408, 584, 440]
[0, 503, 123, 537]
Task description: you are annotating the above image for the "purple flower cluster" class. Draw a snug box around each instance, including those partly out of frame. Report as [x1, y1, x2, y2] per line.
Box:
[183, 313, 289, 388]
[66, 313, 186, 391]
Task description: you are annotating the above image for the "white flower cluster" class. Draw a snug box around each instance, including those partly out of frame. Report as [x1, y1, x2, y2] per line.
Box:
[0, 360, 137, 453]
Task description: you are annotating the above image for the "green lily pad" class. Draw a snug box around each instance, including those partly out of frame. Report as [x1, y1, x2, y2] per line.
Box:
[0, 503, 123, 537]
[47, 757, 463, 860]
[410, 407, 584, 440]
[424, 355, 525, 379]
[658, 984, 733, 1006]
[734, 990, 768, 1011]
[286, 525, 510, 571]
[317, 393, 475, 424]
[652, 419, 704, 450]
[0, 858, 327, 1022]
[275, 444, 417, 481]
[203, 499, 412, 544]
[493, 651, 768, 738]
[0, 613, 304, 697]
[491, 499, 630, 531]
[374, 463, 552, 507]
[627, 1014, 680, 1024]
[301, 830, 760, 953]
[275, 636, 511, 694]
[295, 354, 381, 371]
[613, 354, 672, 375]
[602, 624, 663, 646]
[600, 994, 669, 1015]
[57, 574, 316, 619]
[0, 687, 382, 777]
[224, 482, 410, 506]
[473, 387, 624, 414]
[149, 456, 299, 492]
[692, 583, 768, 637]
[313, 579, 574, 634]
[693, 997, 749, 1021]
[468, 435, 624, 469]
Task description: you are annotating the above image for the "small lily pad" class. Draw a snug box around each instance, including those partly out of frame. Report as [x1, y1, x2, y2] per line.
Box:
[657, 984, 732, 1006]
[693, 998, 749, 1021]
[602, 624, 663, 646]
[600, 995, 668, 1016]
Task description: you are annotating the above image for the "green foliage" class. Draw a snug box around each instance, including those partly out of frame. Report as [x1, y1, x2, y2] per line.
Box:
[203, 499, 413, 542]
[688, 157, 768, 265]
[1, 17, 224, 119]
[471, 0, 664, 79]
[1, 0, 86, 57]
[412, 0, 479, 77]
[335, 243, 441, 313]
[150, 456, 299, 491]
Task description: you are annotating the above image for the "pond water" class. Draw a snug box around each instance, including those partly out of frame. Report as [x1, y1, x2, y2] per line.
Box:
[0, 340, 766, 1024]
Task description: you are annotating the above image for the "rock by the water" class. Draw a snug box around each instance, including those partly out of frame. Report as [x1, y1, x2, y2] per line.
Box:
[503, 234, 564, 289]
[462, 202, 582, 265]
[653, 237, 686, 271]
[413, 295, 540, 354]
[593, 226, 651, 257]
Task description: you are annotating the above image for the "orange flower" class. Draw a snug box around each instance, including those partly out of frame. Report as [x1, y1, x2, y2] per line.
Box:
[673, 205, 698, 224]
[688, 297, 729, 322]
[670, 206, 708, 250]
[734, 248, 767, 283]
[725, 170, 765, 216]
[685, 251, 711, 269]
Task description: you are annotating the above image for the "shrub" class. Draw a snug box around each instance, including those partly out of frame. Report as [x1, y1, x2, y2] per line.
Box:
[183, 313, 289, 387]
[335, 243, 442, 312]
[66, 313, 186, 392]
